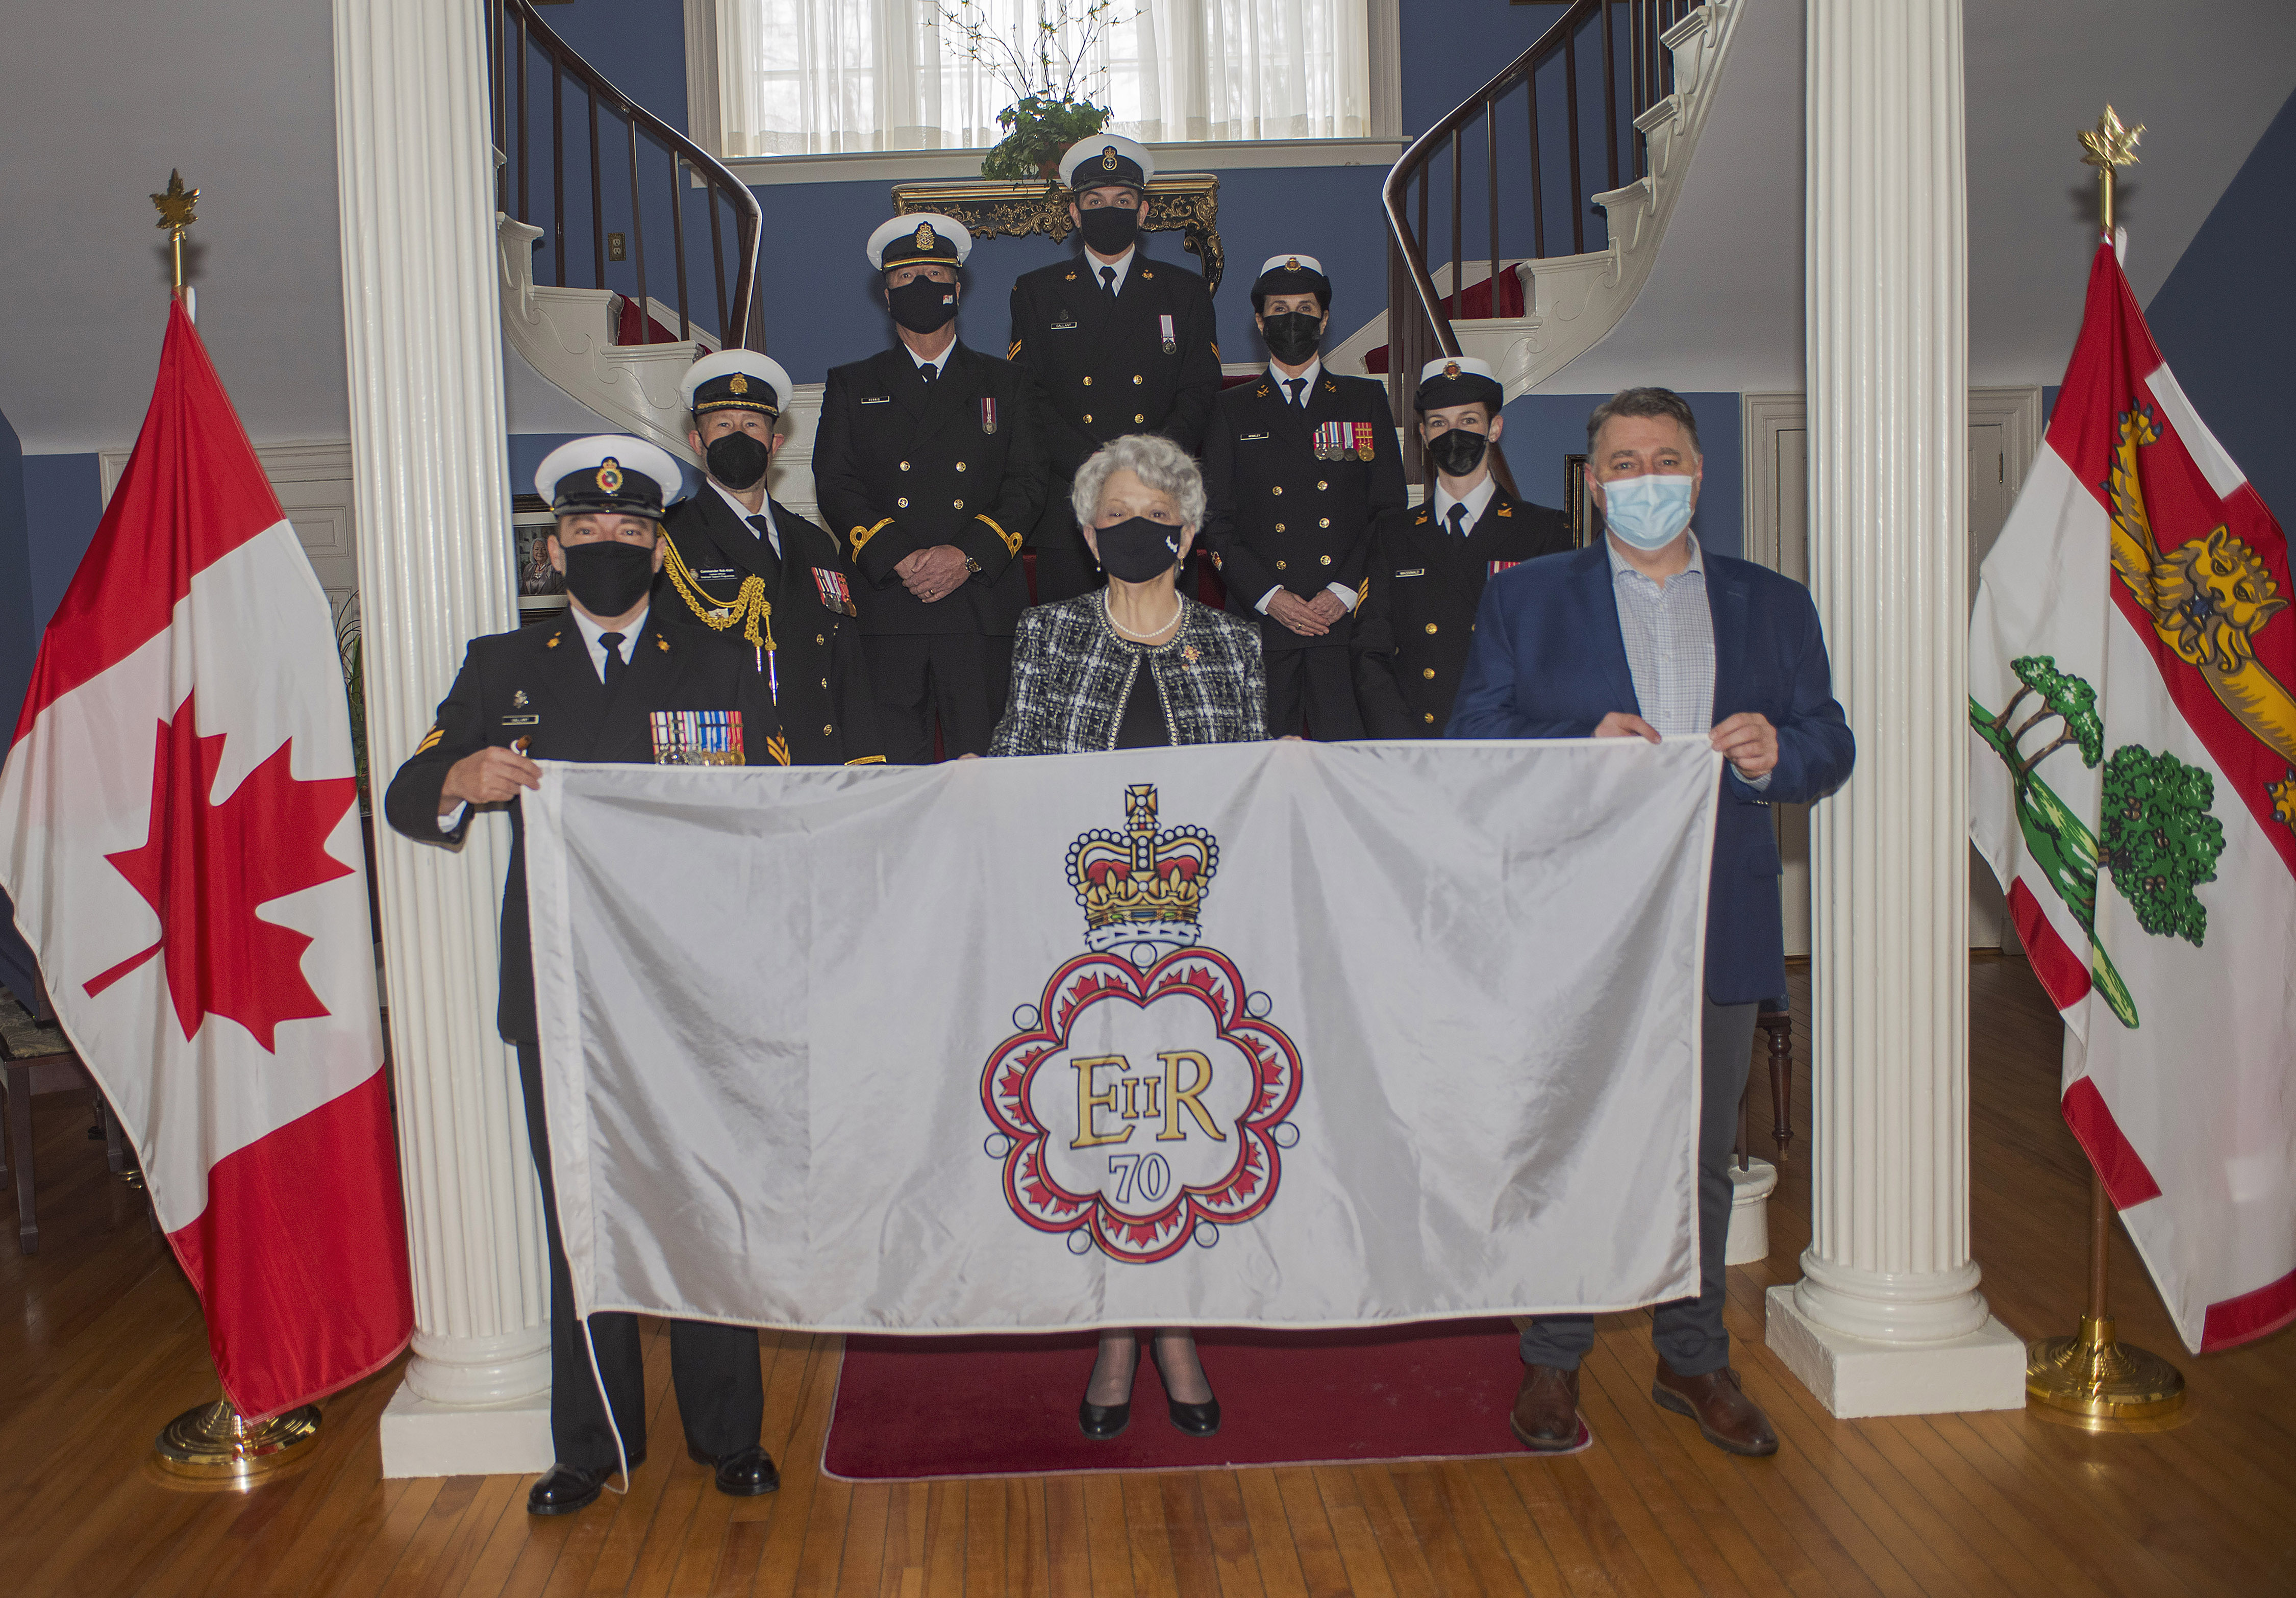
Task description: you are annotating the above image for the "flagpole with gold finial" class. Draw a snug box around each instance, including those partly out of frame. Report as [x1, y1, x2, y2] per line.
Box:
[151, 170, 199, 319]
[135, 169, 327, 1487]
[2024, 107, 2186, 1431]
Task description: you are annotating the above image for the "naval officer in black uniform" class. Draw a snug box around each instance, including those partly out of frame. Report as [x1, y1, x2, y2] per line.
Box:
[813, 212, 1050, 761]
[1200, 254, 1406, 739]
[384, 437, 783, 1517]
[1352, 356, 1573, 736]
[1009, 133, 1221, 603]
[651, 349, 886, 766]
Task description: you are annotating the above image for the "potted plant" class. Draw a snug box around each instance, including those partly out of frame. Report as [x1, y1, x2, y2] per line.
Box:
[935, 2, 1130, 182]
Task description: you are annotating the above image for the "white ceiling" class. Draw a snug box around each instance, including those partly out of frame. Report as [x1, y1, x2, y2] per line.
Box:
[0, 1, 348, 455]
[1545, 0, 2296, 396]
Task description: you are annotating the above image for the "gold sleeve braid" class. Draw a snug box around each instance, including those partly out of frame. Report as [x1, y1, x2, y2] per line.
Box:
[660, 534, 775, 653]
[976, 514, 1020, 556]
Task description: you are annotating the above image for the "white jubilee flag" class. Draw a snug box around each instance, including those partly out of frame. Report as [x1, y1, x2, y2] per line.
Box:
[521, 738, 1722, 1333]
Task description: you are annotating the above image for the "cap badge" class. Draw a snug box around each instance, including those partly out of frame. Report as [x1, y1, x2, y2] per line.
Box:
[1285, 256, 1301, 269]
[1443, 361, 1461, 379]
[596, 459, 623, 492]
[730, 373, 748, 394]
[914, 220, 936, 250]
[1101, 146, 1119, 170]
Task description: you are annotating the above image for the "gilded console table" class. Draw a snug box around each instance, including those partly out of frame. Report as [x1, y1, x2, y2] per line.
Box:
[890, 174, 1223, 295]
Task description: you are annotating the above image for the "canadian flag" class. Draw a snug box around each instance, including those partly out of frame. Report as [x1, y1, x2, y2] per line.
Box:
[0, 304, 412, 1415]
[1970, 242, 2296, 1353]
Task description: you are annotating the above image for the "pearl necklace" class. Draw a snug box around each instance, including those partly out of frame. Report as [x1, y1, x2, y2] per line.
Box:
[1103, 588, 1183, 642]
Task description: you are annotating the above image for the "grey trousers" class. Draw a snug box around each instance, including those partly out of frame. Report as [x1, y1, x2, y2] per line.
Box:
[1518, 997, 1759, 1378]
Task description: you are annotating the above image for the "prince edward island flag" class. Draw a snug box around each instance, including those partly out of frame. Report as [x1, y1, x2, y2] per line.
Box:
[1970, 240, 2296, 1353]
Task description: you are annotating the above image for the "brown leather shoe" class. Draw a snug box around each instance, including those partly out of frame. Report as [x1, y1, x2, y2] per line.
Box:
[1508, 1363, 1582, 1452]
[1651, 1362, 1778, 1456]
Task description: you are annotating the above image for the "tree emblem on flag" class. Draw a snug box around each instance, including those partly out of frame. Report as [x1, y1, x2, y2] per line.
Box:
[1971, 654, 2225, 1029]
[979, 785, 1303, 1263]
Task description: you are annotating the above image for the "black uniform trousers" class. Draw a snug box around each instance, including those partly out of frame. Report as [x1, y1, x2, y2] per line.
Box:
[517, 1042, 762, 1470]
[1262, 644, 1363, 740]
[1517, 997, 1758, 1377]
[864, 633, 1015, 762]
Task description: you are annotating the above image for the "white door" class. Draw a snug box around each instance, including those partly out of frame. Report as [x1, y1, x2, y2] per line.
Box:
[1748, 390, 2042, 958]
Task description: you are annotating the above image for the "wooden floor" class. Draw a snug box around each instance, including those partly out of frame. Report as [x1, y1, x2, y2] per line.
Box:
[6, 954, 2294, 1596]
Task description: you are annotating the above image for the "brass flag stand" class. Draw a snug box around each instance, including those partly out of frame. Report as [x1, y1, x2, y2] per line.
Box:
[137, 170, 327, 1486]
[2022, 110, 2187, 1430]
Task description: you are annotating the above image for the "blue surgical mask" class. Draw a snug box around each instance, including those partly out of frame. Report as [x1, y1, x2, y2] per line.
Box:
[1600, 473, 1696, 551]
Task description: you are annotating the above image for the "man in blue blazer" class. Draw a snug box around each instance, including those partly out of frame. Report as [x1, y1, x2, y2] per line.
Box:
[1449, 387, 1854, 1458]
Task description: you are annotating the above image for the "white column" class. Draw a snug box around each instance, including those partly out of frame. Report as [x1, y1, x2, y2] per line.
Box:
[1763, 0, 2024, 1416]
[333, 0, 555, 1474]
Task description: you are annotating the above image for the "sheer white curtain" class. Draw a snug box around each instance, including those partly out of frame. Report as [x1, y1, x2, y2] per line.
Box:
[715, 0, 1369, 158]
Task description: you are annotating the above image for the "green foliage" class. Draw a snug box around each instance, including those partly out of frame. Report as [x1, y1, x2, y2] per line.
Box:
[2099, 743, 2224, 945]
[2009, 654, 2104, 769]
[981, 96, 1109, 180]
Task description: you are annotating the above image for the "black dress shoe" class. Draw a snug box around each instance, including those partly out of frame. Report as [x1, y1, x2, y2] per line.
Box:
[527, 1463, 612, 1516]
[1078, 1395, 1131, 1440]
[687, 1442, 782, 1495]
[1150, 1338, 1221, 1437]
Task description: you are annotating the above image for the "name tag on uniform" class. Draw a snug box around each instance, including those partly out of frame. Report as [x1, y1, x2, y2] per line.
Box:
[1236, 431, 1269, 442]
[860, 395, 892, 405]
[501, 714, 540, 726]
[812, 567, 858, 616]
[651, 710, 744, 766]
[694, 566, 737, 581]
[1393, 568, 1427, 579]
[1050, 320, 1078, 331]
[1159, 313, 1177, 354]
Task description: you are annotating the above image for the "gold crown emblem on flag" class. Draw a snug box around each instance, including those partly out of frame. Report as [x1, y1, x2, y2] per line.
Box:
[1065, 784, 1219, 936]
[730, 374, 748, 394]
[596, 460, 623, 492]
[914, 220, 936, 250]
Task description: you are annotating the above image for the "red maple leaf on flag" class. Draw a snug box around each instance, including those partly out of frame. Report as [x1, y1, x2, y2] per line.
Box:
[85, 691, 358, 1050]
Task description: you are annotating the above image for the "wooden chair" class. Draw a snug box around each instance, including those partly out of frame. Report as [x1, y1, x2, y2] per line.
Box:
[1736, 1001, 1796, 1170]
[0, 984, 125, 1255]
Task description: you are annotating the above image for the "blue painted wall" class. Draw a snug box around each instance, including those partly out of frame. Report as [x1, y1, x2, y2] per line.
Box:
[2144, 86, 2296, 525]
[22, 453, 104, 637]
[0, 408, 30, 751]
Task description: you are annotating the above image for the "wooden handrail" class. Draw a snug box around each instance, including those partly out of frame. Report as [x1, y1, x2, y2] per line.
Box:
[1383, 0, 1692, 475]
[488, 0, 763, 351]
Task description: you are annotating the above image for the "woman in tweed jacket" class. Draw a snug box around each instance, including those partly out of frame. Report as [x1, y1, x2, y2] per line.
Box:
[988, 435, 1266, 755]
[980, 434, 1264, 1440]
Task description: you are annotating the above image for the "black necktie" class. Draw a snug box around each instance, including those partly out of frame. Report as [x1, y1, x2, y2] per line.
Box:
[1284, 378, 1306, 409]
[598, 631, 626, 692]
[746, 513, 783, 587]
[1100, 265, 1118, 298]
[1447, 504, 1469, 539]
[919, 362, 936, 385]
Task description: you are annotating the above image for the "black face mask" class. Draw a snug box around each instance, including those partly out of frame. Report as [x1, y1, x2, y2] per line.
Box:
[1261, 311, 1325, 366]
[1425, 425, 1490, 479]
[1093, 515, 1182, 583]
[886, 277, 959, 334]
[704, 431, 771, 491]
[1078, 203, 1140, 257]
[559, 538, 657, 618]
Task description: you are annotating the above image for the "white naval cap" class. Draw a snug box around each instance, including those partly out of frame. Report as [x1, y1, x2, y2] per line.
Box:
[1059, 133, 1154, 193]
[1413, 355, 1505, 412]
[533, 435, 689, 520]
[867, 212, 973, 271]
[1256, 254, 1326, 279]
[679, 349, 795, 418]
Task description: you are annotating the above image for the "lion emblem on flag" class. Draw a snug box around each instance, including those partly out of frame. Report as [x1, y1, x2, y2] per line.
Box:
[979, 785, 1303, 1263]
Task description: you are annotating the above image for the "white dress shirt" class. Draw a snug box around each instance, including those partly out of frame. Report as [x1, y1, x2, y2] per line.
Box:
[1084, 244, 1136, 296]
[708, 478, 780, 557]
[1431, 472, 1499, 536]
[909, 341, 954, 380]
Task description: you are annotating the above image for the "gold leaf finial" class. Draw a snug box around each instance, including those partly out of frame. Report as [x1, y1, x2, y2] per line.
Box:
[151, 170, 199, 233]
[2079, 106, 2143, 171]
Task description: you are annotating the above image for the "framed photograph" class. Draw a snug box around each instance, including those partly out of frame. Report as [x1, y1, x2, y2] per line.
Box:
[512, 493, 567, 619]
[1564, 454, 1601, 547]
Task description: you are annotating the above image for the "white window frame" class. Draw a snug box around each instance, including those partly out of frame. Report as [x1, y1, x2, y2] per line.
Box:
[683, 0, 1404, 184]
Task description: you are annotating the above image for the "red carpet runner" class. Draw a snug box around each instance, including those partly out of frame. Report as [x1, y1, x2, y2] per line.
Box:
[820, 1319, 1590, 1481]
